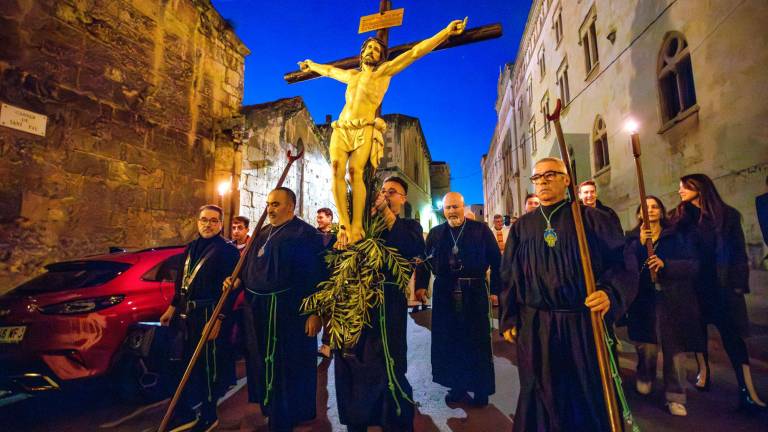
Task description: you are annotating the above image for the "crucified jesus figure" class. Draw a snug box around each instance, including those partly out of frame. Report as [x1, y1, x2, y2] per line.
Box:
[298, 18, 467, 247]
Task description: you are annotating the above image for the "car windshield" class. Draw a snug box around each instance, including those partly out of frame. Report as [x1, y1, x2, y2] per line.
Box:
[14, 261, 132, 293]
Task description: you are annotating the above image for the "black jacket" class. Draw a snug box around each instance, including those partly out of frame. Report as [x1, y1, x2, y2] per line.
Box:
[624, 225, 705, 351]
[595, 199, 623, 235]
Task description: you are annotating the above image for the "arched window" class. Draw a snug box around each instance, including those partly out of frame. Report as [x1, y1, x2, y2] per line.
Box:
[592, 116, 609, 171]
[658, 32, 697, 124]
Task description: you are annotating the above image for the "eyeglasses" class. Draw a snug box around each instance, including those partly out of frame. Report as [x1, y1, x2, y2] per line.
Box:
[381, 188, 405, 197]
[198, 217, 221, 225]
[530, 171, 566, 184]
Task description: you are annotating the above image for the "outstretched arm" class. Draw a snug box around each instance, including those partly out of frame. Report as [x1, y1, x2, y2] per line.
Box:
[380, 18, 466, 76]
[298, 59, 355, 83]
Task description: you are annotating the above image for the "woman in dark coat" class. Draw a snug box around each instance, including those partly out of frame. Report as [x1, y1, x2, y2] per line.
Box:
[673, 173, 765, 411]
[625, 196, 704, 416]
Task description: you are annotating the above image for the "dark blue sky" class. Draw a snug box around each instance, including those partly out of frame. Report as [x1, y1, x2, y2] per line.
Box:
[211, 0, 531, 204]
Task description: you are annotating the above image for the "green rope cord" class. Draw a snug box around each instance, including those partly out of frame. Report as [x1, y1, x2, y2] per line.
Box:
[263, 293, 278, 406]
[378, 288, 414, 416]
[602, 320, 640, 432]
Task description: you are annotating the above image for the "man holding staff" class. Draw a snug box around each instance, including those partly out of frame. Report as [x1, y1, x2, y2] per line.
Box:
[499, 158, 635, 431]
[159, 204, 240, 432]
[224, 187, 325, 432]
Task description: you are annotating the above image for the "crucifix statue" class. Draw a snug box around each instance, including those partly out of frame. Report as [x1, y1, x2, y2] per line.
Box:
[287, 2, 501, 247]
[298, 18, 466, 246]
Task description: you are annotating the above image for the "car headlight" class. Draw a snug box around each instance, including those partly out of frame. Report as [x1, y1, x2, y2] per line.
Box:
[39, 295, 125, 315]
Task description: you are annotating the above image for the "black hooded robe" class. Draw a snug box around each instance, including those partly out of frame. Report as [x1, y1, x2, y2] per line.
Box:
[171, 235, 239, 418]
[240, 217, 324, 430]
[334, 217, 427, 432]
[419, 219, 501, 396]
[500, 201, 636, 432]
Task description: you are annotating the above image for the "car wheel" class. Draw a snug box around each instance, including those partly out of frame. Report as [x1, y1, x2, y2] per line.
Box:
[112, 331, 175, 403]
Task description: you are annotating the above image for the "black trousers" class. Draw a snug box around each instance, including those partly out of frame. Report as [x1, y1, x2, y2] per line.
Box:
[174, 306, 226, 420]
[702, 317, 749, 385]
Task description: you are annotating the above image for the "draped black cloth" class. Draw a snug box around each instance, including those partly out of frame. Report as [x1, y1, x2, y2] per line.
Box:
[500, 200, 636, 432]
[624, 225, 704, 351]
[334, 217, 427, 431]
[170, 234, 239, 417]
[240, 217, 324, 430]
[680, 203, 751, 336]
[595, 199, 623, 236]
[417, 219, 500, 395]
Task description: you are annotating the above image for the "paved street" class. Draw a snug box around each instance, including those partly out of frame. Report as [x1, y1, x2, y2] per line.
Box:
[2, 305, 767, 432]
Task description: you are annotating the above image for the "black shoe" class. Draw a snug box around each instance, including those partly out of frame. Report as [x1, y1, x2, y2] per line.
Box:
[695, 358, 711, 391]
[167, 412, 199, 432]
[470, 393, 489, 407]
[738, 387, 767, 413]
[444, 389, 471, 405]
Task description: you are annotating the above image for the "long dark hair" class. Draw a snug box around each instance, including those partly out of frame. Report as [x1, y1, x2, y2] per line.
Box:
[632, 195, 668, 231]
[671, 173, 730, 229]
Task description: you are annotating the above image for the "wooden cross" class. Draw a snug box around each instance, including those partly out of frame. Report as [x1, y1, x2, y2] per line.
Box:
[284, 0, 502, 84]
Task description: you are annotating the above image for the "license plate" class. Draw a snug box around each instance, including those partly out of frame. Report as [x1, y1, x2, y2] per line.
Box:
[0, 326, 26, 344]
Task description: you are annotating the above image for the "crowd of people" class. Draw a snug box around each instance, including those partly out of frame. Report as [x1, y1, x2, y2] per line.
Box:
[158, 161, 767, 432]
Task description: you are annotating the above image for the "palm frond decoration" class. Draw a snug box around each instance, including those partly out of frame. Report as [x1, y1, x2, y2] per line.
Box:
[301, 213, 413, 349]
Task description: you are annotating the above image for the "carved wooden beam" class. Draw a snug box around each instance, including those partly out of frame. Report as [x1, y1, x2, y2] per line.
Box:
[284, 23, 503, 84]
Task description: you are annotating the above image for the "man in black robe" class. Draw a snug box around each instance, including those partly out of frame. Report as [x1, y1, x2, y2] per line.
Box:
[316, 207, 336, 358]
[500, 158, 635, 432]
[226, 187, 324, 432]
[416, 192, 500, 406]
[159, 204, 240, 432]
[334, 176, 428, 432]
[578, 179, 623, 235]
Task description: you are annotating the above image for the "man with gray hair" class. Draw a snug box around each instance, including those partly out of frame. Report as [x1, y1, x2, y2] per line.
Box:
[416, 191, 501, 407]
[499, 157, 635, 431]
[491, 214, 509, 254]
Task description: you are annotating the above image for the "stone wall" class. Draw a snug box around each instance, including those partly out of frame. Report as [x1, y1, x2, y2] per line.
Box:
[378, 114, 436, 232]
[0, 0, 248, 291]
[239, 97, 335, 226]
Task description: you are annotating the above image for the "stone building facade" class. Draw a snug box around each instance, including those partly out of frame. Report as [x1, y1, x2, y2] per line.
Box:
[429, 161, 450, 201]
[483, 63, 524, 223]
[0, 0, 248, 289]
[488, 0, 768, 263]
[239, 97, 334, 225]
[481, 112, 508, 224]
[429, 161, 450, 224]
[470, 204, 485, 222]
[378, 113, 436, 232]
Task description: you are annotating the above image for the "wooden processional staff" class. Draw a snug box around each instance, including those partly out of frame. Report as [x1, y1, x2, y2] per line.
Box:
[546, 99, 623, 432]
[157, 149, 304, 432]
[629, 124, 657, 283]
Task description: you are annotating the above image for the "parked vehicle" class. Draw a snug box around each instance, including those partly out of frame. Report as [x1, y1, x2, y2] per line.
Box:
[0, 246, 185, 406]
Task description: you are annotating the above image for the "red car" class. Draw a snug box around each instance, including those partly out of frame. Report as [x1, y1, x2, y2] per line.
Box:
[0, 246, 185, 406]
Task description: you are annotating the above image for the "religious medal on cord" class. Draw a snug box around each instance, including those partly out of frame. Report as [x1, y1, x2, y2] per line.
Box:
[539, 201, 568, 248]
[449, 221, 467, 255]
[257, 223, 289, 257]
